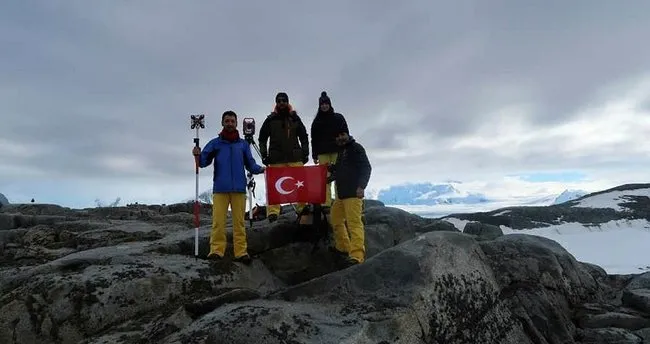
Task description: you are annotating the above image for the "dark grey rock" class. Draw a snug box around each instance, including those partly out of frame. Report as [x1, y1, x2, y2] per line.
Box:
[463, 221, 503, 240]
[623, 289, 650, 314]
[479, 234, 604, 344]
[576, 327, 643, 344]
[578, 311, 650, 330]
[627, 272, 650, 290]
[364, 199, 385, 208]
[163, 231, 532, 344]
[635, 327, 650, 341]
[0, 191, 649, 344]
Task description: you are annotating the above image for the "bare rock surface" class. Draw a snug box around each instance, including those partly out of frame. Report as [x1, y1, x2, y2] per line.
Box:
[0, 201, 649, 343]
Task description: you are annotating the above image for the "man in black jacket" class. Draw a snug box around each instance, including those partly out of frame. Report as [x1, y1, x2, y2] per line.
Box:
[310, 91, 349, 209]
[328, 127, 371, 266]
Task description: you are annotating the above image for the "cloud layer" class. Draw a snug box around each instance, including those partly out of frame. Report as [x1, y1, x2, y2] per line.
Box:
[2, 1, 650, 207]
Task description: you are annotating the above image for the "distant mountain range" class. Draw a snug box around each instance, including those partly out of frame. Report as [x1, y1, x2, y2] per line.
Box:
[373, 182, 587, 207]
[374, 182, 489, 205]
[188, 181, 588, 211]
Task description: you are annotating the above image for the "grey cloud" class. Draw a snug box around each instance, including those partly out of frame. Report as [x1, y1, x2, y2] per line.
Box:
[2, 0, 650, 184]
[336, 1, 650, 139]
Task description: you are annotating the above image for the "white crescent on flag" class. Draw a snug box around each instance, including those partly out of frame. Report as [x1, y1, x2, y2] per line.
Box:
[275, 176, 295, 195]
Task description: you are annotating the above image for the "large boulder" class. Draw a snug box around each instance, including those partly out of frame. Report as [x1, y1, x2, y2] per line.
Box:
[159, 231, 533, 344]
[479, 234, 604, 343]
[463, 221, 503, 240]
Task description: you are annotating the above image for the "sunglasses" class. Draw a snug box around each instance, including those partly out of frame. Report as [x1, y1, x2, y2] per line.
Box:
[276, 98, 288, 103]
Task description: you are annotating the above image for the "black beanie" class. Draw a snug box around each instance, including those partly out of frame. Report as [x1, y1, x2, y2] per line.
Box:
[319, 91, 331, 105]
[275, 92, 289, 103]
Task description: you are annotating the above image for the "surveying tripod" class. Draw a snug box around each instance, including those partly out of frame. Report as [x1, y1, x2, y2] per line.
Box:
[242, 118, 264, 230]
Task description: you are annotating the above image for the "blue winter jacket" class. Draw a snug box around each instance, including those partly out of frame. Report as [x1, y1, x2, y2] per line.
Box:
[199, 135, 264, 193]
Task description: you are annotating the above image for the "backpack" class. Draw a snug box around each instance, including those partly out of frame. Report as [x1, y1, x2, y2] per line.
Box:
[295, 204, 331, 253]
[245, 203, 267, 221]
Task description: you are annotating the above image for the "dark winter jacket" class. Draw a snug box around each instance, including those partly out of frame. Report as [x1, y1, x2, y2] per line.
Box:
[310, 109, 349, 160]
[198, 136, 264, 193]
[258, 109, 309, 164]
[330, 137, 372, 199]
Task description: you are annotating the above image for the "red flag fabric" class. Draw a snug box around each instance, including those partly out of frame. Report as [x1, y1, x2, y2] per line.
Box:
[265, 165, 327, 205]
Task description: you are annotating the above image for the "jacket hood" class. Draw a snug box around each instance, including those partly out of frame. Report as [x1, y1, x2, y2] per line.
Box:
[273, 103, 294, 114]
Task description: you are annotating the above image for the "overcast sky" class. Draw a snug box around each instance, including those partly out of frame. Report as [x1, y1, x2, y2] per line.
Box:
[2, 1, 650, 208]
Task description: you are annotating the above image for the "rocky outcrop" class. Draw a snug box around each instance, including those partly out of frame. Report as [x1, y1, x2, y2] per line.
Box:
[0, 201, 649, 343]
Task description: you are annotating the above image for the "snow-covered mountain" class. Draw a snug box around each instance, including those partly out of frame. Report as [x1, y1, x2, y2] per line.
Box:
[371, 182, 597, 218]
[376, 182, 489, 206]
[552, 189, 587, 204]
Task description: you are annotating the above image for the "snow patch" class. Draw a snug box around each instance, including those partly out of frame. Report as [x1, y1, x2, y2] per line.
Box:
[572, 188, 650, 211]
[442, 217, 471, 231]
[501, 219, 650, 275]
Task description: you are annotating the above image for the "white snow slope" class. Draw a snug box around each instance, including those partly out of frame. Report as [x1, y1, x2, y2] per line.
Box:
[571, 188, 650, 211]
[443, 187, 650, 275]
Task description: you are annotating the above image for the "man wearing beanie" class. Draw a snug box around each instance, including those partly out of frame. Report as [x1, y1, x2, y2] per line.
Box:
[258, 91, 310, 222]
[310, 91, 349, 209]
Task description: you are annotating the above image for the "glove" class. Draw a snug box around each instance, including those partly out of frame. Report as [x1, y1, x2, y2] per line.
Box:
[262, 156, 270, 165]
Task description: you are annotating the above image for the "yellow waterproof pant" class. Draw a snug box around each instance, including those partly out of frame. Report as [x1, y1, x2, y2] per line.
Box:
[317, 152, 338, 207]
[266, 161, 306, 216]
[330, 197, 365, 263]
[210, 192, 247, 258]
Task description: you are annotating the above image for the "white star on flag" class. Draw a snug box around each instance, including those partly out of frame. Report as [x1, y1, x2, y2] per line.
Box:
[295, 180, 304, 188]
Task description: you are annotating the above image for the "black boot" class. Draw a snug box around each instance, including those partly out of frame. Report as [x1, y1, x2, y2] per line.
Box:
[233, 254, 252, 265]
[342, 256, 360, 268]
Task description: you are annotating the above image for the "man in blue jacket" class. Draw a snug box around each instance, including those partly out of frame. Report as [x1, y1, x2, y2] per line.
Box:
[192, 111, 265, 264]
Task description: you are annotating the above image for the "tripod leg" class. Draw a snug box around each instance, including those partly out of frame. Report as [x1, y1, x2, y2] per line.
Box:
[247, 173, 255, 231]
[251, 143, 262, 160]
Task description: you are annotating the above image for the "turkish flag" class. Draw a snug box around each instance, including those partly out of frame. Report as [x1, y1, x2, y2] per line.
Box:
[265, 165, 327, 205]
